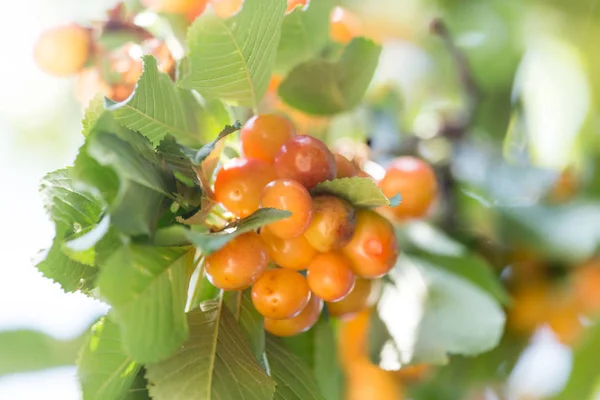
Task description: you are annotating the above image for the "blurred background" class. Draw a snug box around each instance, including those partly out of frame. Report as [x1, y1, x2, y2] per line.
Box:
[1, 0, 599, 398]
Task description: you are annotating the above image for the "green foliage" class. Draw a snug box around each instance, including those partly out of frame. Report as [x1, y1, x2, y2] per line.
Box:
[276, 0, 334, 73]
[224, 290, 265, 360]
[266, 336, 326, 400]
[107, 56, 207, 148]
[556, 321, 600, 400]
[185, 208, 292, 254]
[312, 177, 400, 208]
[0, 329, 85, 376]
[280, 317, 344, 400]
[78, 317, 142, 400]
[279, 38, 382, 115]
[146, 298, 275, 400]
[373, 255, 506, 365]
[180, 0, 287, 109]
[98, 245, 194, 363]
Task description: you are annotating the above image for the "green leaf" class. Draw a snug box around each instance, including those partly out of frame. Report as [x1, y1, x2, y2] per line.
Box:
[78, 317, 141, 400]
[311, 177, 398, 208]
[374, 254, 506, 365]
[500, 201, 600, 263]
[87, 131, 173, 235]
[146, 298, 276, 400]
[180, 0, 287, 109]
[107, 56, 207, 148]
[184, 122, 241, 165]
[275, 0, 334, 73]
[185, 208, 292, 255]
[556, 321, 600, 400]
[279, 38, 382, 115]
[410, 252, 509, 305]
[266, 335, 325, 400]
[40, 168, 104, 233]
[36, 236, 98, 293]
[0, 329, 85, 376]
[224, 290, 265, 360]
[312, 318, 344, 400]
[98, 245, 194, 363]
[82, 95, 109, 137]
[89, 131, 172, 197]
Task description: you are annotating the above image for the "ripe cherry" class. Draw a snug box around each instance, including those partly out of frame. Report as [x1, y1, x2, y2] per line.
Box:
[327, 278, 375, 319]
[265, 293, 323, 337]
[214, 158, 277, 218]
[240, 114, 295, 163]
[342, 210, 398, 278]
[35, 24, 91, 76]
[307, 252, 355, 302]
[252, 268, 310, 320]
[335, 154, 358, 178]
[259, 227, 317, 271]
[260, 179, 312, 239]
[304, 195, 356, 252]
[205, 232, 268, 290]
[274, 135, 336, 189]
[378, 156, 437, 220]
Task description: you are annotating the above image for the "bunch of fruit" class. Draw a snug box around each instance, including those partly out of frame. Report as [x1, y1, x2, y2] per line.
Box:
[199, 114, 438, 338]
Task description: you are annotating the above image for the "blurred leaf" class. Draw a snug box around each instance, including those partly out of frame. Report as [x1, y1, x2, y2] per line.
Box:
[98, 245, 193, 363]
[180, 0, 287, 109]
[375, 255, 505, 365]
[279, 38, 381, 115]
[410, 251, 509, 305]
[78, 317, 141, 400]
[0, 329, 85, 376]
[275, 0, 334, 73]
[500, 201, 600, 263]
[107, 56, 207, 148]
[185, 208, 292, 255]
[556, 321, 600, 400]
[146, 299, 275, 400]
[266, 335, 325, 400]
[312, 318, 344, 400]
[311, 177, 400, 208]
[224, 290, 265, 360]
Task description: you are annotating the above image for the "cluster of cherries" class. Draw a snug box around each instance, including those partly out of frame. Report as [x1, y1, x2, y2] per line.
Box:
[204, 114, 438, 337]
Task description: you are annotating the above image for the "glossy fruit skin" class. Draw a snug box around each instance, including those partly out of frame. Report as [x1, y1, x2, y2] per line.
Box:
[142, 0, 207, 15]
[265, 293, 323, 337]
[35, 24, 91, 76]
[274, 135, 336, 189]
[214, 158, 277, 218]
[335, 154, 358, 178]
[260, 227, 317, 270]
[304, 195, 356, 252]
[287, 0, 307, 13]
[307, 252, 355, 302]
[327, 278, 374, 319]
[252, 269, 310, 320]
[342, 210, 398, 278]
[205, 232, 268, 290]
[260, 179, 312, 239]
[378, 156, 437, 220]
[241, 114, 295, 163]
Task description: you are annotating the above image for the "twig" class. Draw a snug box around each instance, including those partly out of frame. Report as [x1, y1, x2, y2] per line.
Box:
[429, 18, 480, 233]
[430, 18, 479, 139]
